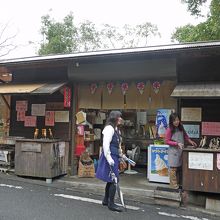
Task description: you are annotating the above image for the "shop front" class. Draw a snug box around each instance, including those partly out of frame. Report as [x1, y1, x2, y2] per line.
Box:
[70, 56, 177, 180]
[0, 62, 71, 182]
[171, 52, 220, 194]
[1, 41, 220, 190]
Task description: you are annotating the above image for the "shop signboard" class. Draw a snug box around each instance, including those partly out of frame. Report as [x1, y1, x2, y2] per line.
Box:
[148, 145, 170, 183]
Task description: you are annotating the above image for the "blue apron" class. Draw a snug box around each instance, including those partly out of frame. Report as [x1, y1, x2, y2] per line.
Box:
[96, 130, 120, 182]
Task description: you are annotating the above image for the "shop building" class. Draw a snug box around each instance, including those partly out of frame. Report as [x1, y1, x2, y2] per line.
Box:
[0, 41, 220, 193]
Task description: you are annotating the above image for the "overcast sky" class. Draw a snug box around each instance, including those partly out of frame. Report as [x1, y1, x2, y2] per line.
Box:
[0, 0, 209, 59]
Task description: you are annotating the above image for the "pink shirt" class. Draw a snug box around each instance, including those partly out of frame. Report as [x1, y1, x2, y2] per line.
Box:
[165, 127, 190, 147]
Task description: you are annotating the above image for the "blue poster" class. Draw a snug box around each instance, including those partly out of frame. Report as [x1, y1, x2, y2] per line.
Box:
[150, 146, 169, 176]
[156, 109, 173, 138]
[183, 124, 200, 138]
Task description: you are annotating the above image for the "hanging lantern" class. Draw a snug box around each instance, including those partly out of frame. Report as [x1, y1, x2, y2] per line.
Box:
[152, 81, 161, 94]
[106, 82, 114, 95]
[136, 82, 145, 95]
[90, 83, 98, 94]
[121, 82, 129, 95]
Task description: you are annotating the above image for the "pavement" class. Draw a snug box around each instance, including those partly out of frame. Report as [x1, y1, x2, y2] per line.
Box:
[1, 169, 220, 218]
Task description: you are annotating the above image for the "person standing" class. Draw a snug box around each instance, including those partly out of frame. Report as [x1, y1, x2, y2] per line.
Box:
[96, 110, 126, 212]
[165, 112, 197, 189]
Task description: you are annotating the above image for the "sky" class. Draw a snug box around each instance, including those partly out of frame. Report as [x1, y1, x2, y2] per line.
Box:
[0, 0, 209, 59]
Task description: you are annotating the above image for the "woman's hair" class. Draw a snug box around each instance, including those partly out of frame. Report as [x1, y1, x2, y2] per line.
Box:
[169, 112, 185, 134]
[106, 111, 122, 128]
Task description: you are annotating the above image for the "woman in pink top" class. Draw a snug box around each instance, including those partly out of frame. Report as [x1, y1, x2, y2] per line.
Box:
[165, 113, 197, 189]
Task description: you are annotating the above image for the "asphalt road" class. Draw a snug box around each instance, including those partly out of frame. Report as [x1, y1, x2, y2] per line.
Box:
[0, 176, 218, 220]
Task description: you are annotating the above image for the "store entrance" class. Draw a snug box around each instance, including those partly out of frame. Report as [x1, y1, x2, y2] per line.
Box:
[75, 109, 159, 179]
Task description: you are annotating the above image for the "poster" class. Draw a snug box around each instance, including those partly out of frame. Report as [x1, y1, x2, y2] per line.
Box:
[31, 104, 46, 116]
[148, 145, 170, 183]
[183, 124, 200, 138]
[181, 108, 202, 122]
[24, 116, 37, 127]
[16, 100, 28, 112]
[45, 111, 55, 126]
[17, 111, 26, 121]
[155, 109, 173, 138]
[202, 122, 220, 136]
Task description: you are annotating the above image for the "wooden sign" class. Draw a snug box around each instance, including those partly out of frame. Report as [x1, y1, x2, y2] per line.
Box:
[46, 102, 64, 110]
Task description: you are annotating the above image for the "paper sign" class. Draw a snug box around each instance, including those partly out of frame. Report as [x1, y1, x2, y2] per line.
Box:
[181, 108, 202, 122]
[31, 104, 46, 116]
[202, 122, 220, 136]
[16, 101, 28, 112]
[188, 152, 213, 170]
[217, 154, 220, 170]
[183, 124, 200, 138]
[24, 116, 37, 127]
[45, 111, 55, 126]
[55, 111, 69, 122]
[17, 111, 26, 121]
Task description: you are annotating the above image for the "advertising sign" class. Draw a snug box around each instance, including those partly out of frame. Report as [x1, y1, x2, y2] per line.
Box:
[148, 145, 170, 183]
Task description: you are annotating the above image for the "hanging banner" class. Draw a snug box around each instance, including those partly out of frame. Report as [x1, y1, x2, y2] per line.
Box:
[90, 83, 98, 94]
[120, 82, 129, 95]
[152, 81, 161, 94]
[64, 86, 71, 107]
[136, 82, 145, 95]
[106, 82, 114, 95]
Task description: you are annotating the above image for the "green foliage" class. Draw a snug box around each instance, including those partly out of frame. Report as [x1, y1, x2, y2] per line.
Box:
[38, 12, 160, 55]
[181, 0, 208, 16]
[39, 13, 77, 55]
[172, 0, 220, 43]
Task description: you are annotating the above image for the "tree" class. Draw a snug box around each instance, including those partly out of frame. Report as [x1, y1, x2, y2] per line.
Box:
[38, 12, 160, 55]
[100, 23, 160, 49]
[0, 22, 17, 58]
[38, 13, 78, 55]
[181, 0, 208, 16]
[172, 0, 219, 43]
